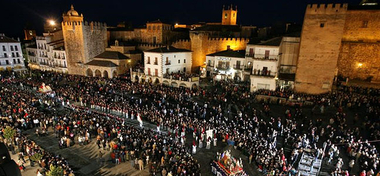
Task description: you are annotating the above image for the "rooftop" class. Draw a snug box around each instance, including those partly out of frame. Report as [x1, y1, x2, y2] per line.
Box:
[145, 46, 191, 53]
[348, 4, 380, 10]
[255, 37, 283, 46]
[94, 51, 129, 60]
[0, 34, 19, 43]
[85, 60, 118, 67]
[207, 49, 246, 58]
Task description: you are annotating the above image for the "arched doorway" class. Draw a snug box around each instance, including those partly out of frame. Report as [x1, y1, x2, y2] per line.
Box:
[192, 84, 198, 90]
[171, 82, 178, 87]
[103, 70, 109, 78]
[162, 80, 169, 86]
[154, 78, 160, 84]
[135, 75, 139, 83]
[86, 68, 93, 77]
[179, 83, 187, 88]
[95, 70, 101, 77]
[112, 71, 117, 78]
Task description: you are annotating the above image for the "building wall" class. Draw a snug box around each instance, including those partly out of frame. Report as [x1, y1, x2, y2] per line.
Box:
[279, 37, 300, 67]
[221, 8, 237, 25]
[250, 76, 276, 92]
[172, 39, 191, 50]
[62, 21, 107, 75]
[0, 42, 24, 71]
[252, 60, 278, 75]
[338, 42, 380, 81]
[144, 52, 162, 77]
[162, 52, 192, 74]
[337, 9, 380, 81]
[295, 4, 348, 94]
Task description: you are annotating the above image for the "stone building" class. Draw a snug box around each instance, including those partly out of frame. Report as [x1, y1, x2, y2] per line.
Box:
[337, 5, 380, 82]
[296, 3, 380, 94]
[61, 5, 107, 75]
[295, 4, 348, 94]
[222, 5, 238, 25]
[85, 51, 129, 78]
[0, 34, 26, 71]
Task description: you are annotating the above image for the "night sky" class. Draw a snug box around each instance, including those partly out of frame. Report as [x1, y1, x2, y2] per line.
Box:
[0, 0, 361, 39]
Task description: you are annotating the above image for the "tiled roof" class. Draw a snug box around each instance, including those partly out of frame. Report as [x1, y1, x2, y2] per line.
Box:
[207, 49, 246, 58]
[94, 51, 129, 60]
[256, 37, 282, 46]
[85, 60, 118, 67]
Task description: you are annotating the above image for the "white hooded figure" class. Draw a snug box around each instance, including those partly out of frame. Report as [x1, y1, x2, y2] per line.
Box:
[213, 136, 217, 146]
[137, 113, 143, 128]
[157, 124, 160, 133]
[192, 142, 197, 154]
[206, 138, 211, 149]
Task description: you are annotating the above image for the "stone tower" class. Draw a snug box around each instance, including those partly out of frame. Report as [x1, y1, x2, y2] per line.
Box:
[221, 5, 237, 25]
[295, 4, 348, 94]
[61, 5, 107, 75]
[189, 31, 209, 71]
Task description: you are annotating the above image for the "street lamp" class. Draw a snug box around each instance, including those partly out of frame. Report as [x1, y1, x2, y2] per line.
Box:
[49, 20, 56, 26]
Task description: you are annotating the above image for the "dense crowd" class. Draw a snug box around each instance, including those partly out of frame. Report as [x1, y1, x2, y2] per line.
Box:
[1, 70, 380, 176]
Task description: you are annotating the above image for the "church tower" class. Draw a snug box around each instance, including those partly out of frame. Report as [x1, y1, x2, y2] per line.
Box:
[221, 5, 237, 25]
[61, 5, 107, 75]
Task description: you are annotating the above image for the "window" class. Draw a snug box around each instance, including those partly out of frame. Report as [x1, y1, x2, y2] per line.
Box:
[154, 57, 158, 65]
[17, 59, 20, 64]
[233, 13, 235, 17]
[184, 59, 186, 63]
[174, 55, 176, 58]
[178, 59, 180, 64]
[148, 68, 151, 75]
[165, 57, 170, 65]
[16, 53, 19, 57]
[225, 13, 228, 19]
[148, 26, 151, 30]
[4, 53, 7, 58]
[13, 59, 16, 63]
[2, 46, 5, 51]
[155, 69, 158, 76]
[6, 60, 9, 65]
[320, 23, 325, 28]
[157, 26, 160, 30]
[15, 46, 18, 51]
[147, 57, 150, 64]
[10, 46, 14, 51]
[153, 26, 156, 30]
[362, 21, 368, 28]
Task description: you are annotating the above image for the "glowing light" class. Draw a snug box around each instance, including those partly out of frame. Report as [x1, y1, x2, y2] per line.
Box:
[128, 60, 131, 63]
[175, 23, 178, 25]
[357, 63, 363, 68]
[49, 20, 56, 26]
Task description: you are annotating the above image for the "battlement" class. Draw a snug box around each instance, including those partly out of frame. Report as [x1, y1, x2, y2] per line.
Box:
[62, 21, 106, 28]
[172, 39, 190, 43]
[306, 3, 348, 14]
[208, 37, 249, 42]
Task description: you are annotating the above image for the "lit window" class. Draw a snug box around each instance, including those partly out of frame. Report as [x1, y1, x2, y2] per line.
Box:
[225, 13, 228, 19]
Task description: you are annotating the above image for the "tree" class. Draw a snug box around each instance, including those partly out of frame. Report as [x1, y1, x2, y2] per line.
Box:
[46, 164, 64, 176]
[2, 126, 16, 143]
[30, 152, 43, 162]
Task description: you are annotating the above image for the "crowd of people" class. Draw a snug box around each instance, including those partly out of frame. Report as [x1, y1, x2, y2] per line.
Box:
[1, 70, 379, 176]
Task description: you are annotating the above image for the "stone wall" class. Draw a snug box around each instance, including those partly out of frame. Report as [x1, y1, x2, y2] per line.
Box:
[62, 21, 86, 75]
[342, 10, 380, 42]
[295, 4, 348, 94]
[83, 22, 107, 64]
[338, 42, 380, 81]
[172, 39, 191, 50]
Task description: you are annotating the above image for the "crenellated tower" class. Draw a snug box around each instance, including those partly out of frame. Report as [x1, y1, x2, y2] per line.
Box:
[295, 4, 348, 94]
[61, 5, 107, 75]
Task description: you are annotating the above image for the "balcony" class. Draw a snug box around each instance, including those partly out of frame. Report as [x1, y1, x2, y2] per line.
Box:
[279, 65, 296, 74]
[165, 61, 171, 65]
[247, 54, 279, 61]
[216, 66, 230, 70]
[252, 69, 276, 78]
[154, 62, 158, 65]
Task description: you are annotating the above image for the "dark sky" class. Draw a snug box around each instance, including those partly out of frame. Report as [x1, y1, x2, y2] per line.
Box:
[0, 0, 360, 39]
